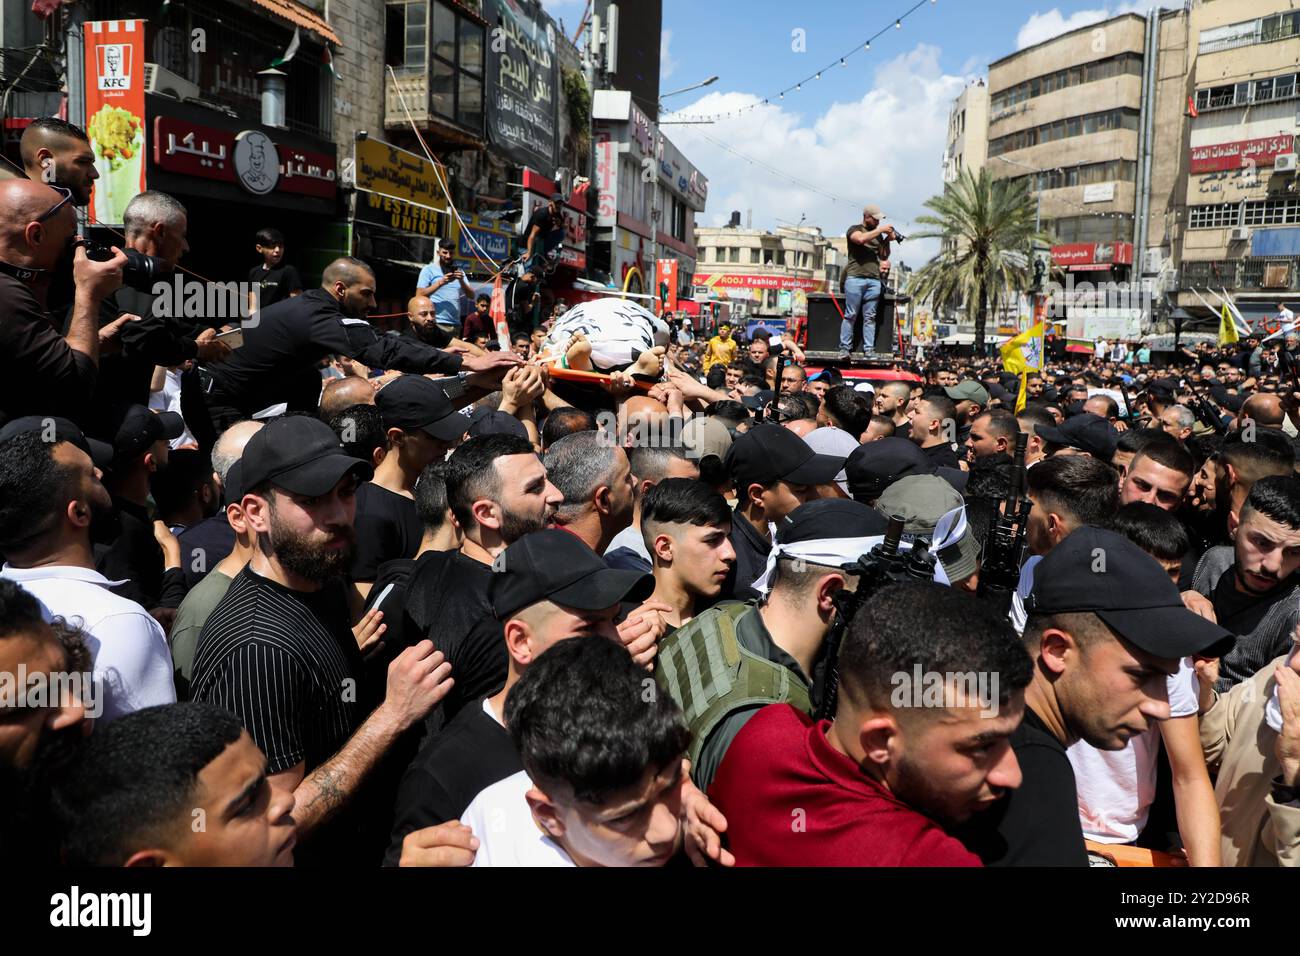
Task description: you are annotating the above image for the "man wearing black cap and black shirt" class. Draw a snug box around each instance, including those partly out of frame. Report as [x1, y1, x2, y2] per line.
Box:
[351, 376, 469, 597]
[191, 415, 455, 865]
[202, 256, 520, 427]
[955, 527, 1234, 866]
[722, 423, 844, 600]
[658, 498, 887, 791]
[383, 529, 653, 864]
[94, 405, 188, 616]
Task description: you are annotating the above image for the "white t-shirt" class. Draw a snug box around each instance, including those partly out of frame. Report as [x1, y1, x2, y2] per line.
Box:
[0, 564, 175, 723]
[1066, 657, 1199, 844]
[462, 770, 575, 867]
[1009, 554, 1041, 636]
[148, 368, 197, 449]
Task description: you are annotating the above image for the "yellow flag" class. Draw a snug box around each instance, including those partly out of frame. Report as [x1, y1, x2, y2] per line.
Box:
[1001, 322, 1045, 375]
[1218, 303, 1239, 346]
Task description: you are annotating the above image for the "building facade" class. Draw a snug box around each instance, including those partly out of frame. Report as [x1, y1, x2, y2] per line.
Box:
[943, 79, 988, 184]
[695, 222, 841, 328]
[591, 89, 706, 302]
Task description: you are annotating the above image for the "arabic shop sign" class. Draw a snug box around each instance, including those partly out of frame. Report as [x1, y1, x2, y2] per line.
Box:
[153, 116, 336, 198]
[354, 190, 442, 238]
[484, 0, 558, 175]
[454, 215, 513, 263]
[1190, 135, 1295, 174]
[354, 137, 448, 211]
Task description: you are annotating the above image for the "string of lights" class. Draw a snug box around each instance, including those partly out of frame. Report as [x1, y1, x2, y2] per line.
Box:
[692, 130, 868, 209]
[661, 0, 938, 122]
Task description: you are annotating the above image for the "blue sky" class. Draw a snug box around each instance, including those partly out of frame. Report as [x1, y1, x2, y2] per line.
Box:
[541, 0, 1166, 266]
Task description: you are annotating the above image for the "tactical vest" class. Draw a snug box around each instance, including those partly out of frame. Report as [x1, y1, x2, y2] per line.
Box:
[656, 603, 812, 769]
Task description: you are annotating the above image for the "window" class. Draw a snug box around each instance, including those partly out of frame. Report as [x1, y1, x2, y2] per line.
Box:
[1189, 203, 1240, 229]
[988, 108, 1140, 157]
[728, 247, 740, 263]
[990, 52, 1142, 113]
[1188, 199, 1300, 230]
[1200, 12, 1300, 53]
[422, 0, 485, 132]
[1194, 71, 1300, 112]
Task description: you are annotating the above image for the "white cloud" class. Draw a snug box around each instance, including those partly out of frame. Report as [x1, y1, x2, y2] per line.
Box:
[1015, 2, 1160, 50]
[667, 44, 966, 268]
[660, 29, 677, 82]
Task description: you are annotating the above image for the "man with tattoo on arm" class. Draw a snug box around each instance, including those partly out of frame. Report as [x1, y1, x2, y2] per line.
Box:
[191, 417, 454, 865]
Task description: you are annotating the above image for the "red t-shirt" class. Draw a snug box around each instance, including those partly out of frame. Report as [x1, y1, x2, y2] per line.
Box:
[708, 704, 981, 867]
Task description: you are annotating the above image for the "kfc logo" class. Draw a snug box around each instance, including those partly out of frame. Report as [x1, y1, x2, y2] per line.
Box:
[97, 44, 132, 90]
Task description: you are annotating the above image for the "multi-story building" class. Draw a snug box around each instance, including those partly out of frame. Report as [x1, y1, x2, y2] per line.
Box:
[1173, 0, 1300, 330]
[694, 221, 840, 328]
[591, 89, 707, 303]
[942, 79, 989, 184]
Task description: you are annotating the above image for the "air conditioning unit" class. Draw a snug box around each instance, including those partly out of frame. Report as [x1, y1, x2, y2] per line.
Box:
[1141, 249, 1163, 275]
[144, 63, 200, 101]
[1275, 153, 1298, 173]
[1229, 226, 1251, 242]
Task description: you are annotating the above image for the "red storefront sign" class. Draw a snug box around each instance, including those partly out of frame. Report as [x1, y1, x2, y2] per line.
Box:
[153, 116, 336, 198]
[1190, 135, 1295, 174]
[656, 259, 679, 311]
[1051, 242, 1133, 268]
[696, 273, 826, 292]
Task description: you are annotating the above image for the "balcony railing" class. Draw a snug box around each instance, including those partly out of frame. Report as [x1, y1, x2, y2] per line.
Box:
[1180, 257, 1299, 291]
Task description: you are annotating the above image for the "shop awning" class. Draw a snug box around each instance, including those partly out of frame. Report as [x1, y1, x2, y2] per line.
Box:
[249, 0, 341, 46]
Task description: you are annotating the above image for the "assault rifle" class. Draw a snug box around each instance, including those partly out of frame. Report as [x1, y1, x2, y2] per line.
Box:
[816, 515, 909, 720]
[976, 431, 1033, 618]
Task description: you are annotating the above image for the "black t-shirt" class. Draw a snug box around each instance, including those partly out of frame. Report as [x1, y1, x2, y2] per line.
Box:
[953, 708, 1088, 866]
[403, 550, 503, 729]
[191, 566, 363, 775]
[248, 263, 303, 309]
[723, 506, 771, 601]
[0, 273, 98, 427]
[94, 496, 187, 610]
[351, 483, 423, 582]
[922, 441, 962, 470]
[383, 696, 522, 866]
[525, 207, 563, 250]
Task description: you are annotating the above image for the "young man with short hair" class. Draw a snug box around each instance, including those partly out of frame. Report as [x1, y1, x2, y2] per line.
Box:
[710, 581, 1031, 866]
[52, 702, 298, 866]
[605, 444, 700, 574]
[1118, 440, 1194, 513]
[957, 527, 1233, 866]
[907, 393, 962, 469]
[1191, 476, 1300, 689]
[641, 479, 735, 631]
[462, 635, 691, 866]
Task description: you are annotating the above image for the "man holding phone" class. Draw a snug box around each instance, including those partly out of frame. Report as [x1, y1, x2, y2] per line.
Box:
[416, 240, 474, 338]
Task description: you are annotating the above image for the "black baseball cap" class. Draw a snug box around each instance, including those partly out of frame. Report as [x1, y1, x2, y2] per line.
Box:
[240, 416, 373, 497]
[1036, 412, 1118, 460]
[774, 498, 888, 545]
[488, 529, 654, 620]
[843, 437, 930, 502]
[0, 415, 113, 470]
[375, 376, 466, 442]
[222, 460, 245, 508]
[1026, 526, 1234, 659]
[113, 405, 184, 464]
[468, 409, 528, 439]
[725, 423, 844, 488]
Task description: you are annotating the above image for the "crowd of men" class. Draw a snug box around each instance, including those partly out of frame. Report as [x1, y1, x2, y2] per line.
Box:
[2, 116, 1299, 869]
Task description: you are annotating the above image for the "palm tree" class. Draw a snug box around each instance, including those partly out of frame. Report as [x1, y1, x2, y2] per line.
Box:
[908, 167, 1051, 353]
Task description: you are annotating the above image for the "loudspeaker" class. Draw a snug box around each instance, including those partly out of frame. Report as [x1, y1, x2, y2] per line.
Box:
[805, 293, 845, 352]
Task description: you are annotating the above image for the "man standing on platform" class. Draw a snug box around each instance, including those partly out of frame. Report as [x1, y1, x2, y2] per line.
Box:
[839, 204, 894, 359]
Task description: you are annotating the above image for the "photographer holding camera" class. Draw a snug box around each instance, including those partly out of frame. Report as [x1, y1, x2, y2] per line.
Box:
[840, 204, 896, 359]
[92, 191, 232, 439]
[0, 178, 128, 427]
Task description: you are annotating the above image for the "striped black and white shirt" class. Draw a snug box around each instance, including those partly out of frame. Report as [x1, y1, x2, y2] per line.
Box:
[191, 566, 361, 775]
[1193, 545, 1300, 691]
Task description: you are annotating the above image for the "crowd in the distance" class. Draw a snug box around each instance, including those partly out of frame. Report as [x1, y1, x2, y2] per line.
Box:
[1, 116, 1299, 869]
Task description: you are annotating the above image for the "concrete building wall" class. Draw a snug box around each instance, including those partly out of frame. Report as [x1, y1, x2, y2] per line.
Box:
[328, 0, 387, 152]
[1146, 7, 1193, 277]
[989, 14, 1147, 92]
[944, 81, 989, 183]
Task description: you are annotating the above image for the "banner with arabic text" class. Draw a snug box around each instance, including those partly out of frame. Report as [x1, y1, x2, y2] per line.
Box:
[484, 0, 558, 176]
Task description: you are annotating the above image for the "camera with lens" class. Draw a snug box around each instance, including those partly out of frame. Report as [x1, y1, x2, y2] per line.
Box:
[889, 228, 907, 243]
[77, 239, 170, 292]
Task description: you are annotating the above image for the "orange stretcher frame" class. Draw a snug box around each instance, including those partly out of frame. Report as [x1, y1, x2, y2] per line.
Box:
[1085, 840, 1186, 867]
[543, 365, 656, 392]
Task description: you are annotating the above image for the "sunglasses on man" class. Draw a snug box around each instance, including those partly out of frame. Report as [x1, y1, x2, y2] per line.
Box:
[36, 185, 75, 223]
